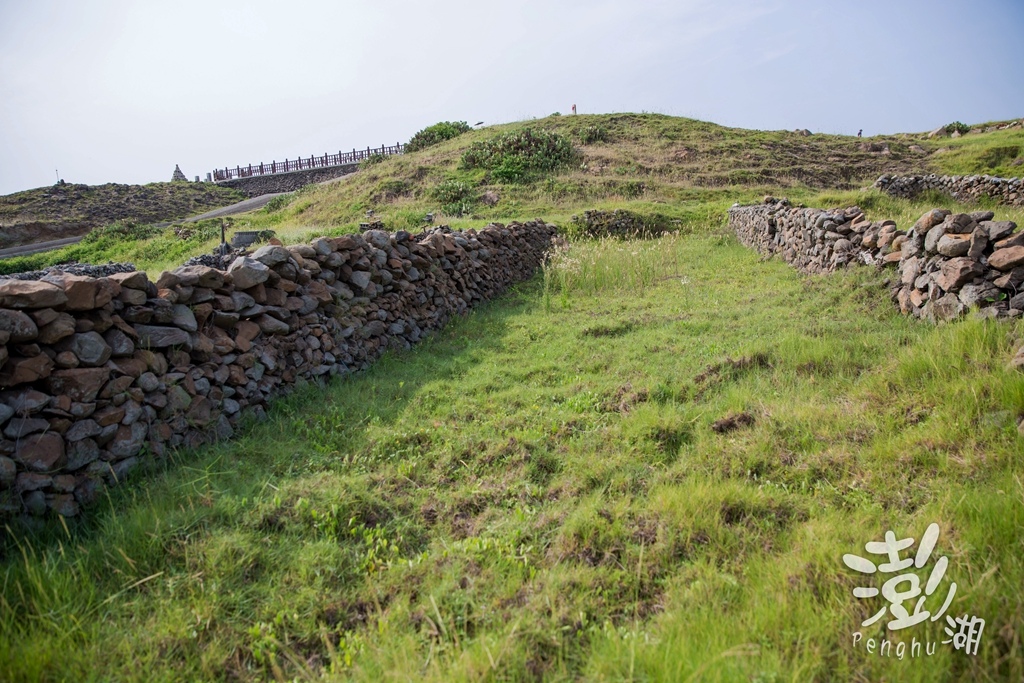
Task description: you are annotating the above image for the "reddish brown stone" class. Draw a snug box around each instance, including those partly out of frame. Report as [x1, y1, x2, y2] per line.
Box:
[0, 355, 54, 386]
[107, 422, 147, 458]
[155, 271, 179, 289]
[37, 313, 76, 344]
[234, 321, 261, 352]
[306, 280, 333, 303]
[99, 375, 135, 399]
[92, 405, 126, 427]
[265, 288, 287, 307]
[109, 357, 148, 378]
[934, 257, 984, 292]
[135, 350, 168, 375]
[46, 367, 110, 402]
[989, 246, 1024, 272]
[42, 273, 100, 310]
[119, 288, 147, 306]
[14, 432, 66, 472]
[0, 280, 67, 309]
[0, 310, 38, 342]
[109, 271, 150, 290]
[227, 365, 247, 386]
[186, 396, 214, 426]
[55, 351, 79, 368]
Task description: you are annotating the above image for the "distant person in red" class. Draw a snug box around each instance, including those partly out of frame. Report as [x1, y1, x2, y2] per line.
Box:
[572, 104, 577, 115]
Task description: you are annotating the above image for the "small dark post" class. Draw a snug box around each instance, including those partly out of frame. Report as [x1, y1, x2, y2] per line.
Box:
[220, 219, 227, 254]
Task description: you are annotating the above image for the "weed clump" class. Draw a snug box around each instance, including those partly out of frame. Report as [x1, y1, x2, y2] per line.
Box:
[461, 128, 581, 183]
[172, 222, 220, 242]
[576, 125, 610, 145]
[263, 193, 294, 212]
[360, 153, 387, 168]
[406, 121, 473, 152]
[371, 180, 410, 204]
[569, 209, 672, 238]
[944, 121, 971, 136]
[431, 179, 476, 217]
[80, 220, 162, 244]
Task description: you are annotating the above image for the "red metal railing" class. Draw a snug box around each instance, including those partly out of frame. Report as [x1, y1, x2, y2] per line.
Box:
[212, 143, 405, 181]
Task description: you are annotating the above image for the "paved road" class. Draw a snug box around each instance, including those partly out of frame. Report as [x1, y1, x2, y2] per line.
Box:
[0, 236, 86, 259]
[181, 192, 287, 222]
[0, 192, 288, 260]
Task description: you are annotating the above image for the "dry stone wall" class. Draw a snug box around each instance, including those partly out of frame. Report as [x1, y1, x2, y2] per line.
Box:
[729, 199, 1024, 323]
[0, 221, 557, 518]
[875, 174, 1024, 207]
[216, 164, 360, 197]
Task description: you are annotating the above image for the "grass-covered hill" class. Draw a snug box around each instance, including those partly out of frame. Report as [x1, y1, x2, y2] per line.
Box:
[0, 181, 244, 249]
[1, 113, 1024, 681]
[2, 113, 1020, 277]
[216, 113, 1024, 239]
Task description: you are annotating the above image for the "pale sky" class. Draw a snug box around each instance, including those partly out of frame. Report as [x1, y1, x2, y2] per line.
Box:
[1, 0, 1022, 196]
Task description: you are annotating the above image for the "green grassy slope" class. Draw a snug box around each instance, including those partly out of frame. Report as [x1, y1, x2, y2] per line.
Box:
[1, 234, 1021, 681]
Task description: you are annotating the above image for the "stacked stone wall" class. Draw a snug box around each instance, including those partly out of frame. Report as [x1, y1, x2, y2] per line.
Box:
[729, 200, 1024, 322]
[875, 174, 1024, 207]
[215, 165, 360, 197]
[0, 221, 557, 518]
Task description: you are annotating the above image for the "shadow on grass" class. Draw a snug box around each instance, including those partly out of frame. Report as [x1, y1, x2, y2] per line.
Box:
[1, 280, 533, 559]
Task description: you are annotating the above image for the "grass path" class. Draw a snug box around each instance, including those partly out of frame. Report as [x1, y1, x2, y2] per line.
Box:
[2, 233, 1022, 681]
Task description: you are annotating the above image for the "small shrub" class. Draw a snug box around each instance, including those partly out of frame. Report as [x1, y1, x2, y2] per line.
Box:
[80, 220, 162, 244]
[372, 180, 410, 203]
[263, 193, 294, 212]
[173, 222, 220, 242]
[621, 181, 646, 199]
[406, 121, 473, 153]
[577, 125, 609, 145]
[360, 153, 386, 168]
[431, 179, 477, 217]
[944, 121, 970, 136]
[569, 209, 672, 239]
[491, 157, 529, 184]
[461, 128, 581, 183]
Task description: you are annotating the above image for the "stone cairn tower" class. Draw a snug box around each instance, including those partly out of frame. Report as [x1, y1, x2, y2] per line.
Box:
[171, 164, 188, 182]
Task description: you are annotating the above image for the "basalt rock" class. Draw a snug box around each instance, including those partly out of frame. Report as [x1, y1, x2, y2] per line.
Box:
[0, 220, 558, 518]
[730, 200, 1021, 323]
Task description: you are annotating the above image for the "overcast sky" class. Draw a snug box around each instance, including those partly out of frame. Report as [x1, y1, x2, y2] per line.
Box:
[1, 0, 1022, 196]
